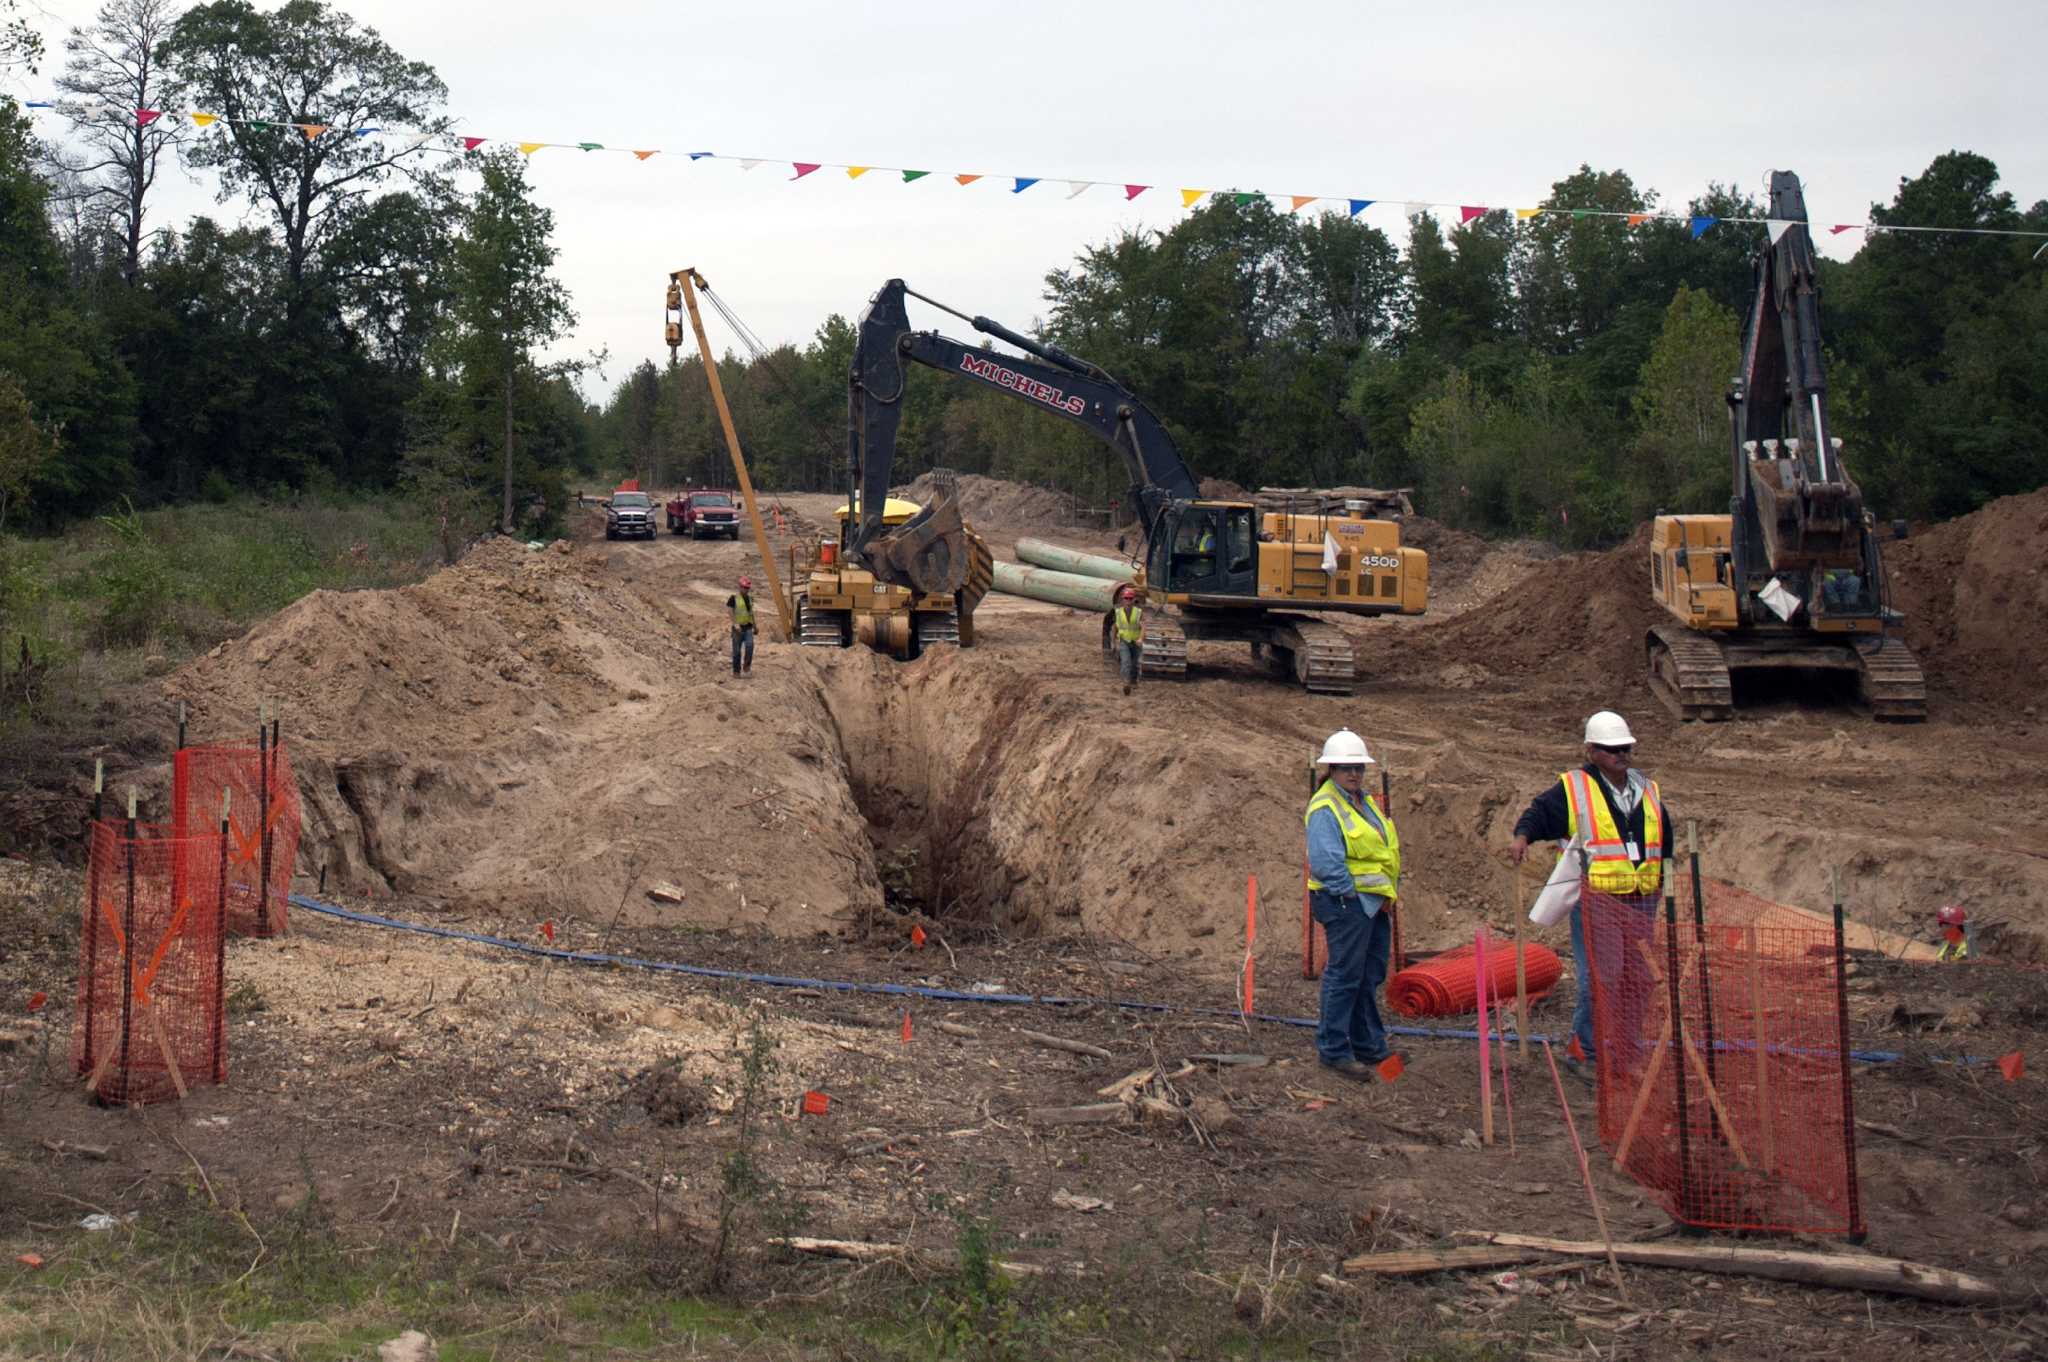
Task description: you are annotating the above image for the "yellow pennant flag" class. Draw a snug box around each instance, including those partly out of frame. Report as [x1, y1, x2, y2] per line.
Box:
[190, 112, 217, 128]
[847, 166, 870, 179]
[300, 124, 328, 141]
[1515, 207, 1542, 219]
[1180, 188, 1208, 208]
[518, 142, 544, 155]
[632, 150, 657, 161]
[1289, 195, 1317, 212]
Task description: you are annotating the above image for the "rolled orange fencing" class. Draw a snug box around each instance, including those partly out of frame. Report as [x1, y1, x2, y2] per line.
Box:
[1387, 942, 1562, 1019]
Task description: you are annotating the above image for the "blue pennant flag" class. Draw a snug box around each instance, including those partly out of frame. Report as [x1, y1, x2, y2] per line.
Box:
[688, 151, 714, 160]
[1689, 215, 1718, 240]
[1348, 199, 1373, 217]
[352, 126, 381, 137]
[27, 100, 53, 108]
[1012, 177, 1038, 193]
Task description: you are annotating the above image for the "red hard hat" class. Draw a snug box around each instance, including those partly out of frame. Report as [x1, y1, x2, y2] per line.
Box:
[1937, 904, 1966, 927]
[738, 576, 752, 589]
[1118, 585, 1136, 600]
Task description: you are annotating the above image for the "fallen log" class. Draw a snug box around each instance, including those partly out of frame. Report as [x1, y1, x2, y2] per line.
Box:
[1478, 1233, 2000, 1305]
[1342, 1245, 1543, 1277]
[773, 1237, 907, 1262]
[1020, 1030, 1112, 1060]
[936, 1021, 979, 1039]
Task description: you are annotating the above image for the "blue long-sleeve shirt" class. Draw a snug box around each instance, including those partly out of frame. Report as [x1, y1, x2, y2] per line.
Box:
[1306, 785, 1390, 915]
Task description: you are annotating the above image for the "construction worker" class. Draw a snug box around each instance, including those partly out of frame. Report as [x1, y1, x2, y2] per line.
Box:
[1936, 904, 1969, 962]
[726, 576, 756, 677]
[1305, 728, 1403, 1081]
[1509, 710, 1672, 1084]
[1112, 585, 1143, 696]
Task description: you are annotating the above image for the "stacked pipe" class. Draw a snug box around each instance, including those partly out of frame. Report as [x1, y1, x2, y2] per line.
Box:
[1014, 537, 1137, 582]
[990, 560, 1132, 612]
[1386, 942, 1563, 1019]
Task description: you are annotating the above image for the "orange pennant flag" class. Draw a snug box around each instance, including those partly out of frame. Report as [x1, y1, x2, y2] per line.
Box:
[846, 165, 870, 179]
[1376, 1054, 1405, 1083]
[632, 150, 657, 161]
[1626, 212, 1651, 226]
[27, 991, 46, 1012]
[1180, 188, 1208, 208]
[910, 924, 927, 950]
[901, 1010, 912, 1044]
[300, 124, 328, 140]
[1289, 195, 1317, 212]
[954, 173, 981, 186]
[801, 1090, 830, 1116]
[541, 919, 555, 943]
[1999, 1051, 2025, 1082]
[517, 142, 544, 155]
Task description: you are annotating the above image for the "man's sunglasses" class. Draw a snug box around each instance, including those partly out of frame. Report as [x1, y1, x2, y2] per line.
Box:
[1592, 743, 1635, 756]
[1328, 763, 1366, 773]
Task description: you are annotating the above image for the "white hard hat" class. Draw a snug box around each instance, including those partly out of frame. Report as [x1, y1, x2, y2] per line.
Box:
[1584, 710, 1636, 746]
[1316, 728, 1375, 766]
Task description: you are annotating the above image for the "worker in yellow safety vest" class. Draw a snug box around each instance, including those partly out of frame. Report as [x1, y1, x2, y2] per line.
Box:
[1112, 585, 1144, 696]
[1936, 904, 1970, 962]
[726, 575, 756, 677]
[1508, 710, 1673, 1084]
[1304, 728, 1404, 1081]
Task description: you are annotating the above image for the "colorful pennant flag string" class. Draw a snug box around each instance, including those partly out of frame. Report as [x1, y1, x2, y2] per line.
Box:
[17, 98, 2048, 243]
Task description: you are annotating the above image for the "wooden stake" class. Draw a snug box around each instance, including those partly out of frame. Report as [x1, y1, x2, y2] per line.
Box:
[1513, 864, 1530, 1058]
[1611, 1008, 1674, 1171]
[1635, 939, 1749, 1167]
[1540, 1038, 1627, 1300]
[1476, 928, 1493, 1146]
[1746, 925, 1776, 1166]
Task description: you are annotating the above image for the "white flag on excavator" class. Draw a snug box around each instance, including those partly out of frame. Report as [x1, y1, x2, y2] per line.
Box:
[1321, 534, 1340, 574]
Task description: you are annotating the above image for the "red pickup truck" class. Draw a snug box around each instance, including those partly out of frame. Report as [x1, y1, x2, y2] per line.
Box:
[665, 489, 742, 539]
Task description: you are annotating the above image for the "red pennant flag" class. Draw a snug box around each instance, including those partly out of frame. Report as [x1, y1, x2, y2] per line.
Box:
[540, 919, 555, 942]
[1124, 184, 1149, 200]
[1830, 224, 1859, 235]
[901, 1010, 912, 1044]
[1999, 1051, 2025, 1082]
[910, 924, 927, 950]
[801, 1090, 830, 1116]
[1376, 1054, 1405, 1083]
[461, 136, 485, 151]
[791, 162, 821, 179]
[137, 109, 162, 127]
[26, 991, 46, 1012]
[1459, 205, 1486, 224]
[1566, 1035, 1585, 1063]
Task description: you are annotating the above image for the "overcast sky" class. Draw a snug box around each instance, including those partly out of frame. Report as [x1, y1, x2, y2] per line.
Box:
[9, 0, 2045, 400]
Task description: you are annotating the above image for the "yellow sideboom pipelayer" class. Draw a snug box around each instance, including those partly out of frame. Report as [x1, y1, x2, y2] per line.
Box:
[795, 494, 994, 658]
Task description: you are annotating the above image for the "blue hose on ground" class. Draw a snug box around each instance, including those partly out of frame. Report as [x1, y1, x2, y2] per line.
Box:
[285, 894, 1976, 1066]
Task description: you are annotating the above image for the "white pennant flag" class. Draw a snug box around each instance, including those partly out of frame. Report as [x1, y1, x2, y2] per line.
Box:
[1766, 218, 1794, 245]
[1066, 181, 1091, 199]
[739, 158, 763, 171]
[1405, 202, 1431, 223]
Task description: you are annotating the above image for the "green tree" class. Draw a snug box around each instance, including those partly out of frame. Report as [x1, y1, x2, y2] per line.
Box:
[1631, 285, 1740, 516]
[0, 370, 54, 529]
[162, 0, 453, 292]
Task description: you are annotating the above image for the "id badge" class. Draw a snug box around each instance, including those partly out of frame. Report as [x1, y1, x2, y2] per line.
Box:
[1625, 840, 1640, 860]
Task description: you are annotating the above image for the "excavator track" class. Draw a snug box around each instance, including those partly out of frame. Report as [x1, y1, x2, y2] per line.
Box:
[914, 606, 961, 649]
[1647, 623, 1734, 722]
[1140, 617, 1187, 679]
[1857, 636, 1927, 721]
[795, 595, 851, 648]
[1275, 616, 1357, 695]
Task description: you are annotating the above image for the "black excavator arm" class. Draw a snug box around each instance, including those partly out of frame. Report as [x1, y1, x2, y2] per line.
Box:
[1724, 171, 1882, 623]
[847, 279, 1200, 585]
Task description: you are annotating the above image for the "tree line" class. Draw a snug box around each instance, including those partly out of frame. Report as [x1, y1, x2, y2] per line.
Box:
[4, 0, 2044, 552]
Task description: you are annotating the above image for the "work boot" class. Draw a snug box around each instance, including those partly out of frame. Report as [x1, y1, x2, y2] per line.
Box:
[1561, 1056, 1595, 1086]
[1122, 681, 1132, 696]
[1319, 1056, 1374, 1082]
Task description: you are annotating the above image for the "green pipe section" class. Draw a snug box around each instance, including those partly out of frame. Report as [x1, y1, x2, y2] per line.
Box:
[991, 560, 1130, 612]
[1015, 537, 1135, 582]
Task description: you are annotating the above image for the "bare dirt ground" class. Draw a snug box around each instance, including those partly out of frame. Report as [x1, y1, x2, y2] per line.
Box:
[3, 482, 2046, 1359]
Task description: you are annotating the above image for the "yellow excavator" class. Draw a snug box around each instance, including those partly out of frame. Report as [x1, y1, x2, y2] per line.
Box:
[830, 280, 1427, 693]
[1646, 172, 1924, 722]
[794, 486, 994, 657]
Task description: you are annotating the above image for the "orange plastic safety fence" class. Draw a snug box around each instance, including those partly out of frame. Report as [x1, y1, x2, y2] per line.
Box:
[69, 821, 228, 1106]
[173, 743, 301, 938]
[1583, 888, 1862, 1236]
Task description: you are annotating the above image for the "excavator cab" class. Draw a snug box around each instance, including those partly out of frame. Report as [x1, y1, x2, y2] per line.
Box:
[1154, 502, 1257, 599]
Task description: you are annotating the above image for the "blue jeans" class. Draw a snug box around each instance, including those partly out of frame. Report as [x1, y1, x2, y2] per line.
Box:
[1312, 889, 1391, 1064]
[731, 625, 755, 673]
[1570, 893, 1659, 1063]
[1116, 639, 1140, 686]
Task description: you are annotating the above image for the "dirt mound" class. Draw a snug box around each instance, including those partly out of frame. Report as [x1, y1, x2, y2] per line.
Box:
[1410, 525, 1658, 696]
[1881, 486, 2048, 704]
[1198, 477, 1248, 500]
[1402, 517, 1558, 615]
[896, 472, 1078, 532]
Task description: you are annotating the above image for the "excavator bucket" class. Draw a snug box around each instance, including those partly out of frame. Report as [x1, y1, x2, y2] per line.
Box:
[870, 490, 972, 596]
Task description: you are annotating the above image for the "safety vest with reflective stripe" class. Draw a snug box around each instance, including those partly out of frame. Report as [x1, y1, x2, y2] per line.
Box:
[1560, 768, 1662, 896]
[1303, 779, 1400, 900]
[1114, 605, 1143, 643]
[732, 593, 754, 628]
